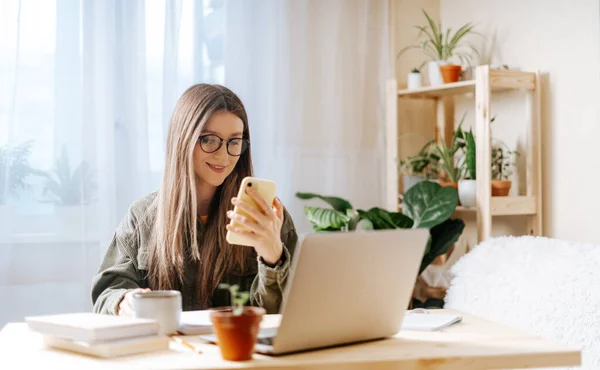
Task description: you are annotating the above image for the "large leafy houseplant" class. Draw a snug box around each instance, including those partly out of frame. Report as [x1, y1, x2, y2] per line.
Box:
[0, 141, 40, 205]
[296, 181, 465, 308]
[42, 146, 97, 205]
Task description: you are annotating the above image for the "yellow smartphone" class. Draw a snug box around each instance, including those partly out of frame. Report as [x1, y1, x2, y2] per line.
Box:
[226, 176, 277, 246]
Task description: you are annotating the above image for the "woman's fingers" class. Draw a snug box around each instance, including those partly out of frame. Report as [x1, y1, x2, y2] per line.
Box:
[246, 187, 271, 215]
[119, 288, 151, 316]
[231, 197, 269, 223]
[227, 211, 263, 235]
[273, 197, 284, 221]
[226, 224, 260, 243]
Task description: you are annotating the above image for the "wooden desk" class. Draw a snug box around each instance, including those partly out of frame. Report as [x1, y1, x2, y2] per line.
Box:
[0, 310, 580, 370]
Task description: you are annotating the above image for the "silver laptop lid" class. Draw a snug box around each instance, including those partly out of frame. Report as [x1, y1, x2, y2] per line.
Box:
[271, 228, 429, 354]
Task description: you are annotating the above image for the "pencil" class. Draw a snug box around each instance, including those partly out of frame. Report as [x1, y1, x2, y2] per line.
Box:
[171, 336, 203, 354]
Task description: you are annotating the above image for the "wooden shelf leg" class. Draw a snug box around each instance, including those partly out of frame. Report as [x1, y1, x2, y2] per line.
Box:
[436, 96, 455, 147]
[476, 66, 492, 243]
[386, 79, 399, 211]
[526, 71, 543, 236]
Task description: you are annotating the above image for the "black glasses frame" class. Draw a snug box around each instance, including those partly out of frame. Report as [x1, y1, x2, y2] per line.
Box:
[198, 134, 250, 156]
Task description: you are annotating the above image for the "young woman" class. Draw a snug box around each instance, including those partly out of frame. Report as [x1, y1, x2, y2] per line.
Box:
[91, 84, 298, 316]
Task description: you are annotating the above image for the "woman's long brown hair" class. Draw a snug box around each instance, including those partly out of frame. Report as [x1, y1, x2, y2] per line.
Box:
[147, 84, 253, 309]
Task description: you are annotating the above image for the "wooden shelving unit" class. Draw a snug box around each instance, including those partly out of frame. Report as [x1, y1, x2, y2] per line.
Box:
[386, 65, 542, 243]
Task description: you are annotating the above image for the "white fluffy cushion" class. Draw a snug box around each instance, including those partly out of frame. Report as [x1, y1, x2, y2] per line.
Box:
[445, 235, 600, 369]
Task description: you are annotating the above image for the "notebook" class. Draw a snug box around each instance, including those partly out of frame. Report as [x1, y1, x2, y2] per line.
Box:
[42, 334, 170, 358]
[26, 312, 159, 342]
[178, 310, 282, 335]
[401, 310, 462, 331]
[178, 310, 214, 335]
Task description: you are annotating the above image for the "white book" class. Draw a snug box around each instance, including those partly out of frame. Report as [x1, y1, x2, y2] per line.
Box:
[42, 334, 170, 358]
[178, 310, 213, 335]
[401, 311, 462, 331]
[26, 312, 159, 342]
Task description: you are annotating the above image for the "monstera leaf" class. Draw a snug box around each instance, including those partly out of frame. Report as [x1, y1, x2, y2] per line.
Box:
[295, 192, 353, 213]
[419, 218, 465, 274]
[389, 212, 414, 228]
[303, 206, 350, 231]
[357, 208, 396, 229]
[403, 181, 458, 229]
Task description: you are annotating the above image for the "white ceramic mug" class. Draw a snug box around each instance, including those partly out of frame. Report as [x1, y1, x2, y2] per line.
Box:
[132, 290, 182, 335]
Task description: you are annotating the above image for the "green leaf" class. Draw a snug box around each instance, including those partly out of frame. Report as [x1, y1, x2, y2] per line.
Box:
[357, 208, 397, 230]
[295, 192, 353, 213]
[466, 130, 476, 180]
[403, 181, 458, 229]
[389, 212, 414, 228]
[346, 209, 360, 231]
[358, 218, 374, 230]
[303, 206, 350, 230]
[419, 218, 465, 274]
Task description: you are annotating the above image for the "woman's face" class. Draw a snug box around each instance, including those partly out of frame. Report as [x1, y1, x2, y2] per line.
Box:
[193, 111, 245, 188]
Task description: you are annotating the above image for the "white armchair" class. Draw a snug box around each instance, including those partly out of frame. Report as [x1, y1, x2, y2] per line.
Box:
[445, 235, 600, 369]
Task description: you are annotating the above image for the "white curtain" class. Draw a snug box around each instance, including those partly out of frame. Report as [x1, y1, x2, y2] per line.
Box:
[0, 0, 389, 326]
[223, 0, 390, 232]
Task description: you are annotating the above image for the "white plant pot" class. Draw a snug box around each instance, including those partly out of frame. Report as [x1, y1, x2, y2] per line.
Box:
[403, 175, 424, 193]
[458, 180, 477, 208]
[407, 72, 422, 90]
[428, 60, 447, 86]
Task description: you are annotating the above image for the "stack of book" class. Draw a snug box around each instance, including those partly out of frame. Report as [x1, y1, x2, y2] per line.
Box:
[25, 312, 170, 358]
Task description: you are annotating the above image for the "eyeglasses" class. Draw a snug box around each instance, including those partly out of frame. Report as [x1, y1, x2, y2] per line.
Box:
[198, 134, 249, 156]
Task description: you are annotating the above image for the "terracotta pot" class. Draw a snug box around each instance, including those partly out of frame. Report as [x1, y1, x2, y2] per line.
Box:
[440, 181, 458, 191]
[210, 306, 265, 361]
[491, 180, 511, 196]
[440, 65, 462, 83]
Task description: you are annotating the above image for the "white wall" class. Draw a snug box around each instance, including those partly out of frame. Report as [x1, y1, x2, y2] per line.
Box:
[441, 0, 600, 244]
[392, 0, 440, 85]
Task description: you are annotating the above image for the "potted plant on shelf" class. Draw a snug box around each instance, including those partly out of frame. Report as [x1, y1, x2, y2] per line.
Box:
[296, 180, 465, 308]
[407, 66, 423, 89]
[397, 9, 479, 85]
[491, 141, 518, 196]
[457, 128, 477, 207]
[397, 139, 439, 192]
[210, 284, 265, 361]
[432, 121, 468, 191]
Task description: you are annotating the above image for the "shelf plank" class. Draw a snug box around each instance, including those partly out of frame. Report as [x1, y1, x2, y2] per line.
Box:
[396, 70, 536, 99]
[399, 196, 537, 216]
[489, 70, 536, 90]
[397, 80, 475, 98]
[490, 196, 537, 216]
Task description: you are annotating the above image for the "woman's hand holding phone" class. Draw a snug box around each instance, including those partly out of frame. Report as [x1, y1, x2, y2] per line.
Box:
[226, 186, 284, 265]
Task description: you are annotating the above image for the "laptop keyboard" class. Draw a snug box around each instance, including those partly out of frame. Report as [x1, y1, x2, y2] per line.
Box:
[257, 336, 274, 345]
[256, 327, 278, 346]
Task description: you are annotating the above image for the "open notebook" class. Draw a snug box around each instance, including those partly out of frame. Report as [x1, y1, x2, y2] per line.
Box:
[401, 310, 462, 331]
[178, 310, 282, 335]
[178, 310, 214, 335]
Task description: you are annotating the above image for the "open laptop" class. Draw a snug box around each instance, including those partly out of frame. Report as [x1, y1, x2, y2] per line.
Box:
[202, 228, 429, 355]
